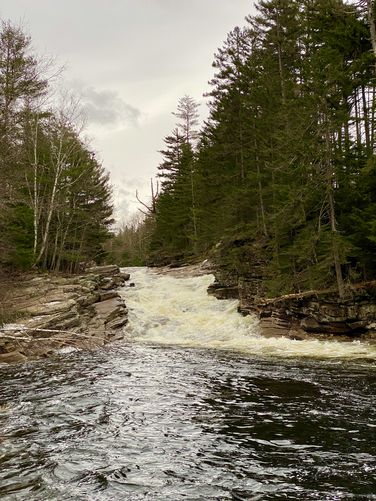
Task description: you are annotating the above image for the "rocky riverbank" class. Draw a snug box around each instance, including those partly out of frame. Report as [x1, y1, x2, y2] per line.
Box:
[208, 268, 376, 342]
[0, 265, 130, 364]
[248, 284, 376, 342]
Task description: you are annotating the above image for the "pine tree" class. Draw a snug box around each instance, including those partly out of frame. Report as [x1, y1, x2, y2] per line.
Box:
[0, 21, 48, 266]
[0, 21, 115, 273]
[150, 96, 201, 261]
[148, 0, 376, 295]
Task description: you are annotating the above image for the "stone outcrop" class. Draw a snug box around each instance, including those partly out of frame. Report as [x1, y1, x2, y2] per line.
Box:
[207, 281, 239, 300]
[155, 259, 215, 278]
[0, 265, 130, 363]
[253, 283, 376, 341]
[208, 239, 267, 303]
[209, 270, 376, 341]
[208, 239, 376, 342]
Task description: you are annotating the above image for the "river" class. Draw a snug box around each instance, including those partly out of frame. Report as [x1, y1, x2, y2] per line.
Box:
[0, 268, 375, 500]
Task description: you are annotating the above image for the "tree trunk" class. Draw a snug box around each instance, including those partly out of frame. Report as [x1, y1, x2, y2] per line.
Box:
[276, 11, 286, 106]
[33, 161, 59, 266]
[32, 118, 40, 257]
[254, 124, 267, 237]
[324, 124, 345, 299]
[361, 84, 371, 152]
[190, 166, 198, 252]
[367, 0, 376, 60]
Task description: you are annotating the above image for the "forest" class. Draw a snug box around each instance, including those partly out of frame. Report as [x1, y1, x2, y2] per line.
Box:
[0, 21, 113, 273]
[2, 0, 376, 301]
[111, 0, 376, 299]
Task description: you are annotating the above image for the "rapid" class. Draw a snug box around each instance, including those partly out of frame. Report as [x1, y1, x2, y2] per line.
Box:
[0, 267, 375, 500]
[126, 268, 376, 360]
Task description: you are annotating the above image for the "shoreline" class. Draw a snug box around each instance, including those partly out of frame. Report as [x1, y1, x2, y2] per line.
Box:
[2, 261, 375, 365]
[208, 270, 376, 344]
[0, 265, 130, 364]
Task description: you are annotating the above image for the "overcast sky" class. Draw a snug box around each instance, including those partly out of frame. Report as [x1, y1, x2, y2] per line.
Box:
[0, 0, 255, 223]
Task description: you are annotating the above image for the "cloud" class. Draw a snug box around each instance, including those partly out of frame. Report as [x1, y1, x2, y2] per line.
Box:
[79, 85, 141, 127]
[121, 177, 144, 189]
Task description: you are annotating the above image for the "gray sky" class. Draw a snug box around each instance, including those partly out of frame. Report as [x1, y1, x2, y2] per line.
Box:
[0, 0, 255, 223]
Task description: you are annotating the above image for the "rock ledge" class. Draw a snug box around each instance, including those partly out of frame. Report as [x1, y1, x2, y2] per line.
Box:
[209, 270, 376, 342]
[0, 265, 130, 363]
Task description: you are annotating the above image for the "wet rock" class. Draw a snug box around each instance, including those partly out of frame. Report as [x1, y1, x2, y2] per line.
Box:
[99, 291, 119, 302]
[93, 298, 126, 324]
[106, 316, 129, 330]
[157, 260, 215, 278]
[86, 265, 120, 277]
[254, 284, 376, 341]
[112, 276, 127, 287]
[207, 281, 221, 294]
[208, 286, 239, 300]
[300, 317, 322, 333]
[119, 272, 130, 281]
[209, 238, 376, 341]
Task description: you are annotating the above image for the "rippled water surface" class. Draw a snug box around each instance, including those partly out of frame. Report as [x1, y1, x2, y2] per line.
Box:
[0, 268, 375, 500]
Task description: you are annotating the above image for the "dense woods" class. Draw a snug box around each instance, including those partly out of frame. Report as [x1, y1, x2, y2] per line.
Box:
[0, 21, 113, 273]
[3, 0, 376, 300]
[139, 0, 376, 297]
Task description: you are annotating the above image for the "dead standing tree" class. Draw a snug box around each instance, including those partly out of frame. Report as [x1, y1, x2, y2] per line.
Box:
[136, 178, 159, 217]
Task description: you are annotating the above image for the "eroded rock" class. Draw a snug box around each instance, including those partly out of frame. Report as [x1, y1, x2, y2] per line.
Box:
[0, 265, 130, 364]
[208, 242, 376, 342]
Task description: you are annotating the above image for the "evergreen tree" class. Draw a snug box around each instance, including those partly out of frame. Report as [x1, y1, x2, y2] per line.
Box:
[150, 96, 201, 260]
[148, 0, 376, 297]
[0, 20, 115, 272]
[0, 21, 48, 266]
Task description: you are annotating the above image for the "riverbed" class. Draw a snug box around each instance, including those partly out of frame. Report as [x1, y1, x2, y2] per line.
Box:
[0, 268, 375, 500]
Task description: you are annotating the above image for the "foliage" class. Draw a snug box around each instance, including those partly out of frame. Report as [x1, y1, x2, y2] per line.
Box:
[148, 0, 376, 296]
[0, 21, 114, 273]
[105, 213, 154, 267]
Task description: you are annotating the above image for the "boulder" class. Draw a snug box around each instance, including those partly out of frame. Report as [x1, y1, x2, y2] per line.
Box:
[119, 272, 130, 281]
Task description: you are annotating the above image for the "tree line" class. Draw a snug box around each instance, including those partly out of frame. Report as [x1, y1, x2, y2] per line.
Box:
[0, 21, 113, 273]
[135, 0, 376, 297]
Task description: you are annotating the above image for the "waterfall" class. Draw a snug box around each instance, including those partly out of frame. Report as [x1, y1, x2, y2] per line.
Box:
[122, 268, 376, 360]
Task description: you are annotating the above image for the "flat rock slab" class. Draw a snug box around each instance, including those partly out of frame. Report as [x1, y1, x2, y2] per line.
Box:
[24, 298, 77, 316]
[86, 265, 120, 276]
[0, 265, 130, 364]
[93, 298, 126, 323]
[99, 291, 119, 302]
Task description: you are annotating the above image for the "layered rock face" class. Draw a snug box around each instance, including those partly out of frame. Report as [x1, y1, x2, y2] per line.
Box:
[207, 240, 268, 305]
[0, 265, 130, 363]
[208, 241, 376, 341]
[253, 284, 376, 341]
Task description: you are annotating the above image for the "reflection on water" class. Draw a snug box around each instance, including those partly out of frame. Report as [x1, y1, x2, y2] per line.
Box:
[1, 345, 375, 500]
[0, 268, 375, 500]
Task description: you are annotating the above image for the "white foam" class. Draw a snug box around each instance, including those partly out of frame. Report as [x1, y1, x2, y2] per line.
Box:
[122, 268, 376, 360]
[57, 346, 81, 355]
